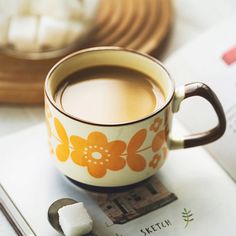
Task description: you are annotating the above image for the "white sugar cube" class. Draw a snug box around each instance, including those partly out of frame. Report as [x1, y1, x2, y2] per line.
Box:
[0, 0, 30, 15]
[66, 21, 85, 44]
[58, 202, 93, 236]
[31, 0, 69, 19]
[37, 16, 68, 49]
[67, 0, 83, 20]
[8, 16, 38, 51]
[0, 14, 10, 46]
[31, 0, 82, 20]
[30, 0, 48, 16]
[81, 0, 99, 22]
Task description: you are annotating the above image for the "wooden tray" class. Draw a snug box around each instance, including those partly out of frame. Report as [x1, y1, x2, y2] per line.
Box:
[0, 0, 172, 104]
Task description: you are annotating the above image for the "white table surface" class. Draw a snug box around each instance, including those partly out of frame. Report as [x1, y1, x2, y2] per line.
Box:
[1, 0, 236, 138]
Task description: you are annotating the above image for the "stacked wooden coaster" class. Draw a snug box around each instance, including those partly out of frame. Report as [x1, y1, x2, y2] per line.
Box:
[0, 0, 172, 104]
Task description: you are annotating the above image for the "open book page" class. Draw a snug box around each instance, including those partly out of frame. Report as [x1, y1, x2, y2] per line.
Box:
[165, 17, 236, 180]
[1, 122, 236, 235]
[0, 209, 17, 236]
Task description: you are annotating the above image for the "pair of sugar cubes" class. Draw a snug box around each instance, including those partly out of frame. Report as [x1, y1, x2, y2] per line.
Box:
[5, 16, 84, 51]
[0, 0, 97, 20]
[0, 0, 98, 51]
[58, 202, 93, 236]
[30, 0, 99, 21]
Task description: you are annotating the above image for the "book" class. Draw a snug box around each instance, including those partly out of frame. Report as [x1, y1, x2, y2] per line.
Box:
[1, 18, 236, 236]
[165, 17, 236, 180]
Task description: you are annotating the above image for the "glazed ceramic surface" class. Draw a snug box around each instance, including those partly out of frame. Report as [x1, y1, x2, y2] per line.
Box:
[45, 47, 226, 187]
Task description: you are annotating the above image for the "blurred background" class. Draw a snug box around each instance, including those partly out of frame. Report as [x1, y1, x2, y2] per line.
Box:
[0, 0, 236, 137]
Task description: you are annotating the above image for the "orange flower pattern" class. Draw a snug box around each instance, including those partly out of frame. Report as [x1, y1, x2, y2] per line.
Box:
[70, 132, 126, 178]
[150, 144, 168, 169]
[127, 129, 147, 172]
[152, 130, 166, 152]
[149, 154, 161, 169]
[50, 114, 169, 177]
[150, 117, 162, 132]
[54, 118, 70, 162]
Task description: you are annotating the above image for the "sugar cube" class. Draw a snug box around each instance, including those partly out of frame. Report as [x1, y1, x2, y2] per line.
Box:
[0, 0, 30, 15]
[8, 16, 38, 51]
[81, 0, 99, 22]
[66, 21, 85, 44]
[58, 202, 93, 236]
[30, 0, 69, 20]
[30, 0, 48, 16]
[0, 14, 10, 46]
[37, 16, 68, 49]
[66, 0, 83, 20]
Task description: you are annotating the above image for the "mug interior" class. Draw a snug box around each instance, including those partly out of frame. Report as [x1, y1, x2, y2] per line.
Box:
[45, 47, 174, 126]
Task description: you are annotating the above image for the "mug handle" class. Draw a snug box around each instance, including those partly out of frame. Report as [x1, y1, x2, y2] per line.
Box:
[169, 82, 226, 149]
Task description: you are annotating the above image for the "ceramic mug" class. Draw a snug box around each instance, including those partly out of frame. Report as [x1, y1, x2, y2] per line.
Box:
[45, 47, 226, 188]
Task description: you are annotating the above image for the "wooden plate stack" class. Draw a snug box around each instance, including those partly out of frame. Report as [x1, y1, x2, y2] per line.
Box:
[0, 0, 172, 104]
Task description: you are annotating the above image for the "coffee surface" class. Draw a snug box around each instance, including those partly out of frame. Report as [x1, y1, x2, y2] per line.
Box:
[54, 66, 165, 124]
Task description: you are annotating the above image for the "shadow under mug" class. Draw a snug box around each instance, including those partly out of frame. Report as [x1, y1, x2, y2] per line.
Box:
[45, 47, 226, 188]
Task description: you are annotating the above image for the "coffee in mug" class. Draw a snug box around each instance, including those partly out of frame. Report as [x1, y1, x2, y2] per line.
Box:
[54, 65, 165, 124]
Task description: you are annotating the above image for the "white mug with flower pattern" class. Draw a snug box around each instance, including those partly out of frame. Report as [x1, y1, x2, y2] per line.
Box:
[45, 47, 226, 187]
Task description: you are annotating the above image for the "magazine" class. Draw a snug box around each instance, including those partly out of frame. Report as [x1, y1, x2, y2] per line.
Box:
[1, 18, 236, 236]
